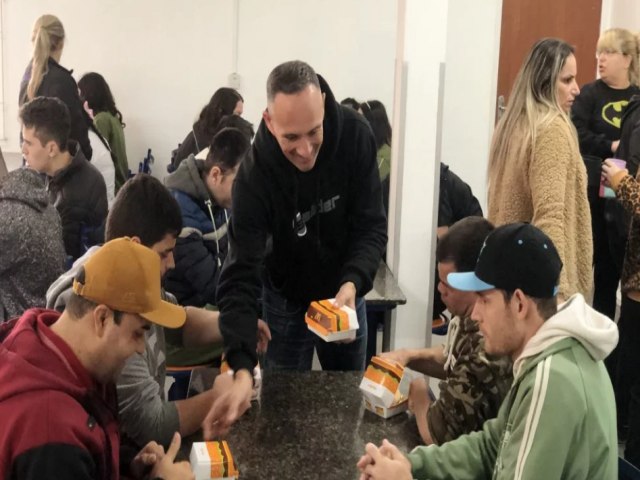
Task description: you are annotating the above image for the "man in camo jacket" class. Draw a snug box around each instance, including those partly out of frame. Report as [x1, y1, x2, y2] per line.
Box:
[381, 217, 512, 445]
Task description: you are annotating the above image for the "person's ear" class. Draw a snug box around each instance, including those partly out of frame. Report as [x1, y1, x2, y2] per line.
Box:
[513, 289, 528, 317]
[263, 109, 275, 136]
[208, 165, 223, 184]
[92, 304, 112, 338]
[45, 140, 58, 158]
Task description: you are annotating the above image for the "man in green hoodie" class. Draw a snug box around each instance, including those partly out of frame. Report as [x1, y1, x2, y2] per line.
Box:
[357, 223, 619, 480]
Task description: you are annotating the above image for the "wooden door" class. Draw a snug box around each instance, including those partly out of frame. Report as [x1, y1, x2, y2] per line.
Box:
[497, 0, 602, 119]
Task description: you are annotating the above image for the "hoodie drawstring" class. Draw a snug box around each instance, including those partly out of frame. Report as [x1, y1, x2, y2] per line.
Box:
[443, 316, 461, 372]
[205, 199, 228, 269]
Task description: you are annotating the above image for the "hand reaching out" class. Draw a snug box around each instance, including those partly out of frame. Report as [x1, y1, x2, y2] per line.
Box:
[333, 281, 356, 310]
[202, 369, 252, 439]
[130, 440, 164, 479]
[149, 432, 195, 480]
[379, 349, 411, 367]
[256, 318, 271, 354]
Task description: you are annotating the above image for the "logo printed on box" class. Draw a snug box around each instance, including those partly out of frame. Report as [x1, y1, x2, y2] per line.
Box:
[305, 299, 358, 342]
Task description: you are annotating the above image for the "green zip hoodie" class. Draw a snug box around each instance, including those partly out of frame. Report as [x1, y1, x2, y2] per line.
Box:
[407, 294, 619, 479]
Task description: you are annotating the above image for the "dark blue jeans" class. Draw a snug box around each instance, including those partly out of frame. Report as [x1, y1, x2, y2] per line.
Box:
[608, 295, 640, 466]
[262, 286, 367, 372]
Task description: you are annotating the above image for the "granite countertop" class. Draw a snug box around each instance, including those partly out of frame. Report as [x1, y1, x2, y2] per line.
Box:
[365, 261, 407, 306]
[185, 370, 421, 480]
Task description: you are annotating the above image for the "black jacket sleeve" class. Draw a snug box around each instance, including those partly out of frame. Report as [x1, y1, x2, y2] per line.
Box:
[58, 202, 82, 260]
[88, 172, 108, 229]
[339, 121, 388, 294]
[618, 104, 640, 176]
[447, 168, 483, 223]
[12, 444, 98, 480]
[216, 172, 268, 373]
[49, 75, 93, 161]
[571, 84, 612, 159]
[173, 130, 198, 169]
[168, 231, 220, 306]
[60, 168, 107, 259]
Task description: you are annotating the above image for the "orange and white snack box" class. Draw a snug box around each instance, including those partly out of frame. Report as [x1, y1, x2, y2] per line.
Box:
[305, 299, 358, 342]
[220, 358, 262, 401]
[364, 392, 409, 419]
[359, 356, 411, 408]
[190, 441, 239, 480]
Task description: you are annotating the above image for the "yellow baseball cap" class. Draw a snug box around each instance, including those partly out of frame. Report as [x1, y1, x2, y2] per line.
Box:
[72, 237, 186, 328]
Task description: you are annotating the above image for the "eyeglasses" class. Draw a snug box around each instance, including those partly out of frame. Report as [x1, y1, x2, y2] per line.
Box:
[596, 49, 624, 58]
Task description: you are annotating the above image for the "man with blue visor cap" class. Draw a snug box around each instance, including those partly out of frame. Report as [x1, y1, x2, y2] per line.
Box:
[357, 223, 620, 480]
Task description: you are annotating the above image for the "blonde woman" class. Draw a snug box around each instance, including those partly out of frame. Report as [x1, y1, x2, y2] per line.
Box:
[19, 14, 92, 160]
[572, 28, 640, 321]
[488, 38, 592, 299]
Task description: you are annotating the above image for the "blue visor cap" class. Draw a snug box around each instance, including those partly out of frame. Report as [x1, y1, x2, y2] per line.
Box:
[447, 271, 495, 292]
[444, 223, 562, 298]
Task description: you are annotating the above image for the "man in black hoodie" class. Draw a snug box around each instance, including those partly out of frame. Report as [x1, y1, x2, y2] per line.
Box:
[205, 61, 387, 437]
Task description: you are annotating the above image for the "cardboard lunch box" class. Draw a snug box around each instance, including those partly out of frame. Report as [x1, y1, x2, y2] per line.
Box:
[363, 394, 409, 419]
[220, 357, 262, 401]
[359, 356, 411, 409]
[190, 441, 239, 480]
[305, 299, 359, 342]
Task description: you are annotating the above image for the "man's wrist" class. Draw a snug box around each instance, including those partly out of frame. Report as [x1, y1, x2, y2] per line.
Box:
[340, 281, 357, 296]
[234, 368, 254, 387]
[340, 275, 361, 295]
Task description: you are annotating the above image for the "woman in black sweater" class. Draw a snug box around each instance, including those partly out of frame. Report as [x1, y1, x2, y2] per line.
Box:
[571, 27, 640, 321]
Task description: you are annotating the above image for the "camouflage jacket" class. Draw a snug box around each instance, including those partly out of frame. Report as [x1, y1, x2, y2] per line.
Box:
[427, 315, 512, 445]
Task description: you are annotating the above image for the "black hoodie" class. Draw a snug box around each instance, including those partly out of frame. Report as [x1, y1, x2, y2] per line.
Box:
[217, 75, 387, 372]
[617, 94, 640, 176]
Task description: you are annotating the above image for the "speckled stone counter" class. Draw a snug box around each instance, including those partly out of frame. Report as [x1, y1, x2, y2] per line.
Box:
[185, 370, 421, 480]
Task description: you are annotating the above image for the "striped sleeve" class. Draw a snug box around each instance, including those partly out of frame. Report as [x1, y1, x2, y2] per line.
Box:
[502, 356, 584, 480]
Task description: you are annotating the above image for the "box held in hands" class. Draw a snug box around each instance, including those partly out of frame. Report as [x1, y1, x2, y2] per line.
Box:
[305, 299, 359, 342]
[360, 356, 411, 410]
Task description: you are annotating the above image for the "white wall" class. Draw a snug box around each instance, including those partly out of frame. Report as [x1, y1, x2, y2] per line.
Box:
[1, 0, 396, 173]
[237, 0, 397, 130]
[603, 0, 640, 30]
[3, 1, 235, 171]
[388, 0, 449, 350]
[440, 0, 502, 212]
